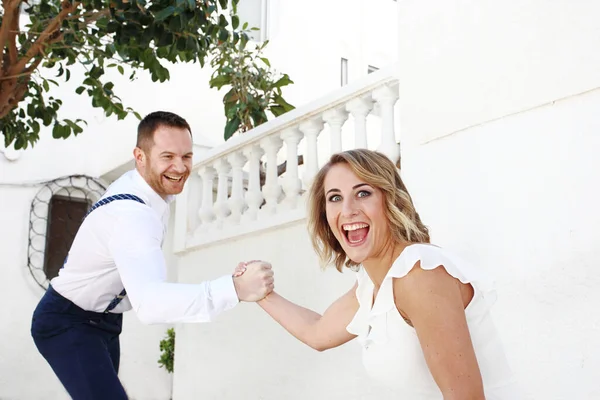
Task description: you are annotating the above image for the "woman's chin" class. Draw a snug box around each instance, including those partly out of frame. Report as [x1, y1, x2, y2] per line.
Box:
[345, 251, 368, 265]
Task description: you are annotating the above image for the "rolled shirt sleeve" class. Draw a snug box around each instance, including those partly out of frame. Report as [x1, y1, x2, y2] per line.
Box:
[108, 207, 239, 324]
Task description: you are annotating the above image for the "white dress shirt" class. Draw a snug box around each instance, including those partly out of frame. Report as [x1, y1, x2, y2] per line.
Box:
[51, 169, 239, 324]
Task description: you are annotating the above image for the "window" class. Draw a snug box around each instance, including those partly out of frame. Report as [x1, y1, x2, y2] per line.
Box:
[237, 0, 269, 42]
[368, 65, 379, 74]
[43, 195, 90, 280]
[341, 58, 349, 86]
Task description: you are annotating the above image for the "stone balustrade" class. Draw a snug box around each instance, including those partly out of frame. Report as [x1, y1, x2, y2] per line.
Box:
[173, 65, 399, 252]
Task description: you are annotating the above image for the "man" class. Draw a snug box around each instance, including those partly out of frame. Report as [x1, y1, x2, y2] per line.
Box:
[31, 111, 274, 400]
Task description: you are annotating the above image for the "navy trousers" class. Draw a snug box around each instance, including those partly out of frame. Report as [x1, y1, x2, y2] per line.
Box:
[31, 285, 128, 399]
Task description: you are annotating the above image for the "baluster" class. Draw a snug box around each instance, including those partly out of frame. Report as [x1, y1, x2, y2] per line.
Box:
[242, 144, 264, 221]
[281, 127, 303, 209]
[299, 118, 324, 188]
[212, 159, 231, 226]
[227, 151, 247, 224]
[260, 135, 283, 214]
[323, 108, 348, 154]
[198, 166, 216, 225]
[373, 84, 400, 164]
[346, 96, 373, 149]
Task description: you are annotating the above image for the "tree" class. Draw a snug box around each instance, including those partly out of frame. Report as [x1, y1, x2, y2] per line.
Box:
[209, 23, 294, 141]
[0, 0, 294, 149]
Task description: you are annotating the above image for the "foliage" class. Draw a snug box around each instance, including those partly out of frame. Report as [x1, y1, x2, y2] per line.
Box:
[0, 0, 293, 150]
[209, 21, 295, 141]
[158, 327, 175, 373]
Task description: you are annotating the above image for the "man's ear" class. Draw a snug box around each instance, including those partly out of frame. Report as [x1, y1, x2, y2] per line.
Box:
[133, 147, 145, 167]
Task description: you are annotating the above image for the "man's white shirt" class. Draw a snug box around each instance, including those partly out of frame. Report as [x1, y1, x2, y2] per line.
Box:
[51, 169, 239, 324]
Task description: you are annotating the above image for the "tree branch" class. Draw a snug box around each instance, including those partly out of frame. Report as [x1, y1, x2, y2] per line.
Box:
[0, 76, 29, 119]
[8, 0, 81, 76]
[8, 4, 20, 65]
[0, 0, 21, 72]
[24, 55, 43, 75]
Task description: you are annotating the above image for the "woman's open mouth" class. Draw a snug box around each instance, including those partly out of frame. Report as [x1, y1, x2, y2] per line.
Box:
[342, 222, 370, 246]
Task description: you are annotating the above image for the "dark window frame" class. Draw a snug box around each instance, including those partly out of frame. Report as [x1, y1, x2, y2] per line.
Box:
[42, 195, 91, 280]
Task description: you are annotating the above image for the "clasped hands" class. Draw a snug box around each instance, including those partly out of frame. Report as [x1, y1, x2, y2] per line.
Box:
[232, 260, 274, 302]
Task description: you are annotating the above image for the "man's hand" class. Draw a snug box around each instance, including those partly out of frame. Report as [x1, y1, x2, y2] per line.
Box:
[233, 261, 274, 302]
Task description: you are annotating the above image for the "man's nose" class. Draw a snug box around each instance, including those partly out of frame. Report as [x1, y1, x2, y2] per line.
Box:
[171, 158, 186, 173]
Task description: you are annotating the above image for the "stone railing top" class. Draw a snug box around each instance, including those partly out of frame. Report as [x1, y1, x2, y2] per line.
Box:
[192, 63, 398, 169]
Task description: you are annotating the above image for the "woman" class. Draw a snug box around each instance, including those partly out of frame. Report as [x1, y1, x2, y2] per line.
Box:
[239, 149, 519, 399]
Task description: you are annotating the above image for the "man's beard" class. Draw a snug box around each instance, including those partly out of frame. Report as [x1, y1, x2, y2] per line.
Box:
[145, 167, 164, 196]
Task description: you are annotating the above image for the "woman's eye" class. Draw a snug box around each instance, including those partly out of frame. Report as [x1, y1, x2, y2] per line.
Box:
[328, 195, 342, 202]
[357, 190, 371, 198]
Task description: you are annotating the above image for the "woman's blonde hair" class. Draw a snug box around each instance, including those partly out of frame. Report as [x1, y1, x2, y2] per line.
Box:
[307, 149, 430, 272]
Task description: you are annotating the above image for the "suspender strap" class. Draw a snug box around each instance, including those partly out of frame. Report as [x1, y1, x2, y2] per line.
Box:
[84, 193, 145, 220]
[82, 194, 146, 314]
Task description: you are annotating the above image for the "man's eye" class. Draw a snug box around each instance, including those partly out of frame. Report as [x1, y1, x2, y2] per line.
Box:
[328, 195, 342, 202]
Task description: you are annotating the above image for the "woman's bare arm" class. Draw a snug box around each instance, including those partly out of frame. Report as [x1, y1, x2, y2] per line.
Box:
[394, 264, 485, 400]
[257, 283, 358, 352]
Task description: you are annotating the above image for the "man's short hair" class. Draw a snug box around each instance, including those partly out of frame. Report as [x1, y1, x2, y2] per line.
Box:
[136, 111, 192, 152]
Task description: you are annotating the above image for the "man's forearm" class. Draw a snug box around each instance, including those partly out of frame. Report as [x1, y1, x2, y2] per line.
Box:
[131, 276, 239, 324]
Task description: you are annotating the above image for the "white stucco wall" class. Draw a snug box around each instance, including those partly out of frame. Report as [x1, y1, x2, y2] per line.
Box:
[172, 221, 395, 400]
[399, 86, 600, 400]
[396, 0, 600, 147]
[394, 1, 600, 398]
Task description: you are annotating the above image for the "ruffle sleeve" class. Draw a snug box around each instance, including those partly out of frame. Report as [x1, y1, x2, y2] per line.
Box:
[346, 244, 497, 347]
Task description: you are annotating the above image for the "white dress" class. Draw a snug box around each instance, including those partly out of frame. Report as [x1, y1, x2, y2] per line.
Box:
[346, 244, 521, 399]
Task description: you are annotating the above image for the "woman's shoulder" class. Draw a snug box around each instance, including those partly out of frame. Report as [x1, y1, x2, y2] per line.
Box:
[389, 244, 497, 311]
[388, 243, 486, 282]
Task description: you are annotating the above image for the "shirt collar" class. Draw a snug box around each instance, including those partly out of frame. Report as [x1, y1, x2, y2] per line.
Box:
[131, 169, 174, 216]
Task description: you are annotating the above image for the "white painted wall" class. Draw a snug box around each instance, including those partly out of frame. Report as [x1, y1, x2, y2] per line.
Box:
[395, 0, 600, 147]
[395, 1, 600, 398]
[172, 220, 395, 400]
[400, 87, 600, 400]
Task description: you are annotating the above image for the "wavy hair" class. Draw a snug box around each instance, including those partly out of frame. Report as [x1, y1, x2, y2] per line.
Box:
[307, 149, 430, 271]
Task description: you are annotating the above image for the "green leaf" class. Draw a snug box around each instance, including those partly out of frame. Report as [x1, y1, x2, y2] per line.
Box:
[52, 124, 63, 139]
[75, 86, 85, 95]
[154, 6, 176, 23]
[273, 75, 293, 88]
[270, 105, 287, 117]
[218, 28, 229, 42]
[224, 116, 241, 140]
[260, 57, 271, 67]
[232, 15, 239, 29]
[209, 74, 232, 89]
[273, 94, 295, 111]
